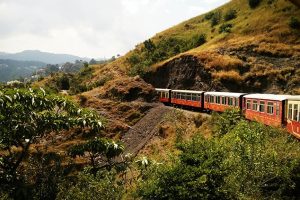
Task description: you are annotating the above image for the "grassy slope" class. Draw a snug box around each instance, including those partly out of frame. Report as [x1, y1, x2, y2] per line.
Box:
[36, 0, 300, 94]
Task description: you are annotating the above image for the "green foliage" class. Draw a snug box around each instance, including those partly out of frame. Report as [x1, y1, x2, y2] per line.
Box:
[68, 138, 124, 169]
[127, 36, 207, 77]
[249, 0, 262, 8]
[196, 34, 207, 46]
[57, 169, 124, 200]
[143, 39, 156, 52]
[56, 73, 70, 90]
[204, 12, 215, 20]
[211, 11, 222, 27]
[0, 88, 105, 198]
[224, 9, 237, 21]
[219, 23, 233, 33]
[137, 119, 300, 199]
[137, 135, 229, 199]
[212, 108, 242, 135]
[289, 17, 300, 29]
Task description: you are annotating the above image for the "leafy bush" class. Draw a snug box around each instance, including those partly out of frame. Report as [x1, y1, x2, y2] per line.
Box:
[0, 88, 105, 199]
[205, 12, 215, 20]
[137, 118, 300, 199]
[211, 108, 242, 135]
[196, 34, 207, 46]
[249, 0, 261, 8]
[289, 17, 300, 29]
[224, 9, 237, 21]
[57, 169, 124, 200]
[219, 23, 233, 33]
[211, 11, 221, 27]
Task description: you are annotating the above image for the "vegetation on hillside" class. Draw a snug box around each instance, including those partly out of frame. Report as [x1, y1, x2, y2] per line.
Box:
[136, 110, 300, 199]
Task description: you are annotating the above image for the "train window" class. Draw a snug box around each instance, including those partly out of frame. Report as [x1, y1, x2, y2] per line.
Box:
[235, 98, 238, 106]
[288, 104, 292, 119]
[191, 94, 196, 101]
[293, 104, 298, 121]
[267, 102, 274, 114]
[222, 97, 226, 105]
[196, 94, 201, 101]
[181, 93, 185, 100]
[210, 96, 215, 103]
[246, 100, 251, 109]
[259, 101, 265, 112]
[276, 103, 280, 116]
[205, 95, 209, 102]
[253, 100, 258, 111]
[216, 96, 220, 104]
[186, 93, 192, 100]
[177, 93, 180, 99]
[228, 98, 233, 106]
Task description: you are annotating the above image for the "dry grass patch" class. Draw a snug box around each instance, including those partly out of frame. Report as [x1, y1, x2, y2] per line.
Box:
[212, 70, 243, 82]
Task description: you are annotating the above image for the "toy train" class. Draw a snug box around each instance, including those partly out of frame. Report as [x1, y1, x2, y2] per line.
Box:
[155, 88, 300, 139]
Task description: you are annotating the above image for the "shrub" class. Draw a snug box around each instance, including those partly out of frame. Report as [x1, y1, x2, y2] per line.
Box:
[205, 12, 215, 20]
[211, 12, 221, 27]
[289, 17, 300, 29]
[196, 34, 207, 46]
[219, 23, 233, 33]
[224, 9, 237, 21]
[193, 114, 207, 128]
[249, 0, 261, 8]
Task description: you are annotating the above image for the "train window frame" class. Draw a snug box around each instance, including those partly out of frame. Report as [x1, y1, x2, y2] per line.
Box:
[210, 96, 215, 103]
[216, 96, 221, 104]
[246, 99, 251, 109]
[293, 104, 298, 121]
[267, 102, 274, 115]
[252, 100, 258, 111]
[259, 101, 265, 113]
[186, 93, 191, 101]
[222, 97, 226, 105]
[288, 104, 293, 120]
[191, 94, 197, 101]
[196, 94, 201, 101]
[235, 98, 238, 106]
[228, 97, 233, 106]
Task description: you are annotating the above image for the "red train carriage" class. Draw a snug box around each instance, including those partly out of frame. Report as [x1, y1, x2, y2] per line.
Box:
[243, 94, 288, 127]
[204, 92, 246, 112]
[171, 90, 204, 108]
[155, 88, 171, 104]
[286, 96, 300, 138]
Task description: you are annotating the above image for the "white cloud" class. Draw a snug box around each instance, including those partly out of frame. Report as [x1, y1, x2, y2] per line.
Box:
[0, 0, 229, 58]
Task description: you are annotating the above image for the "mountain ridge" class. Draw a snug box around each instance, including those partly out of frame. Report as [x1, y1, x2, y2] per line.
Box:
[0, 50, 90, 64]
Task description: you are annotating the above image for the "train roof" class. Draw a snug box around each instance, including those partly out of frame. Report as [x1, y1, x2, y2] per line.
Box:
[286, 96, 300, 101]
[243, 94, 292, 101]
[204, 91, 247, 97]
[155, 88, 171, 92]
[171, 89, 204, 94]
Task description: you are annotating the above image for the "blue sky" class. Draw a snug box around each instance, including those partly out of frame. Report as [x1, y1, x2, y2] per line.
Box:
[0, 0, 229, 58]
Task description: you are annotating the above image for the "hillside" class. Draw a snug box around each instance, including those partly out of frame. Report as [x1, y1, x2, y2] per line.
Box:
[46, 0, 300, 97]
[0, 59, 46, 82]
[0, 50, 89, 64]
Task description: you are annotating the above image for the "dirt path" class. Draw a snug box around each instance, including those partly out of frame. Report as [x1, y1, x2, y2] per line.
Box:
[122, 105, 172, 156]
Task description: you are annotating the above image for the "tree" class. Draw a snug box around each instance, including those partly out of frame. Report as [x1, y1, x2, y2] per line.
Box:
[0, 88, 105, 198]
[89, 58, 97, 65]
[68, 137, 124, 172]
[143, 39, 156, 52]
[249, 0, 261, 8]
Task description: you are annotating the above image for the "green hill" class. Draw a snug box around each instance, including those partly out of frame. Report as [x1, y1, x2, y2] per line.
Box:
[37, 0, 300, 96]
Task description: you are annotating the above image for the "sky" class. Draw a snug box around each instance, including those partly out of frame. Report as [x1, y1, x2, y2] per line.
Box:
[0, 0, 229, 58]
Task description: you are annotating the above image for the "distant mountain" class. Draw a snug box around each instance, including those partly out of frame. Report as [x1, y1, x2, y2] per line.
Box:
[0, 59, 46, 82]
[0, 50, 89, 64]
